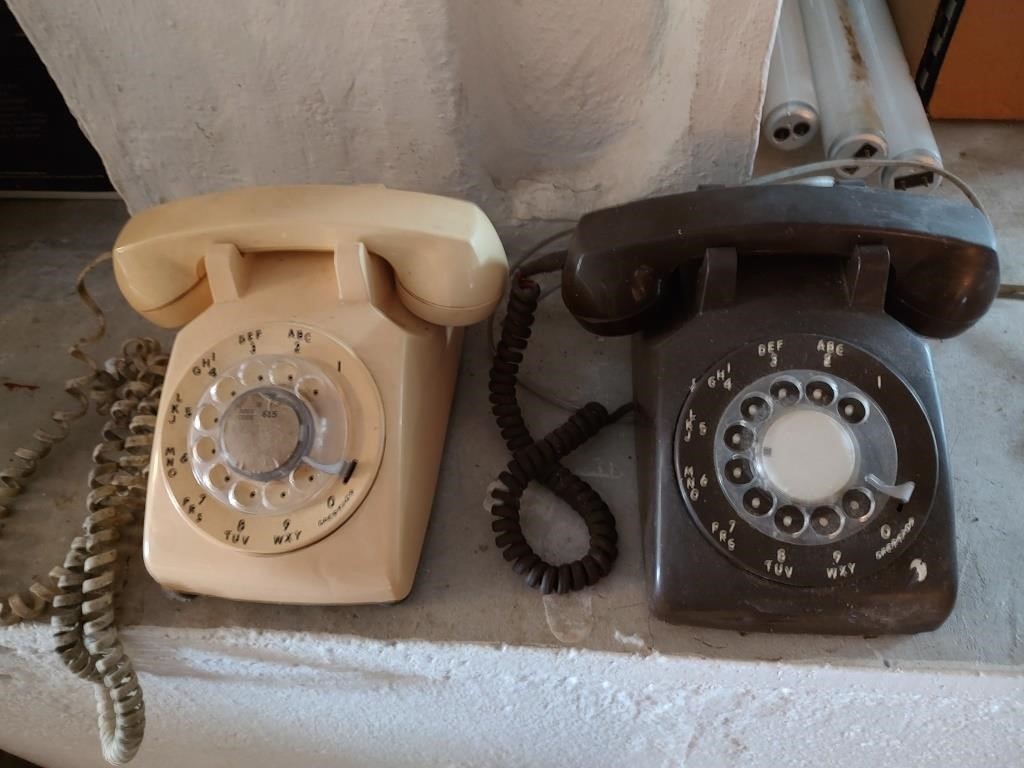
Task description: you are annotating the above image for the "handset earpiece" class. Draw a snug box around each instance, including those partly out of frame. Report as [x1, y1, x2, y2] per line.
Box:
[360, 203, 507, 327]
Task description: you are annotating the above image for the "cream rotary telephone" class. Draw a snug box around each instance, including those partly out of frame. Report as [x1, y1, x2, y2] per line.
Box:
[115, 185, 508, 603]
[1, 184, 506, 764]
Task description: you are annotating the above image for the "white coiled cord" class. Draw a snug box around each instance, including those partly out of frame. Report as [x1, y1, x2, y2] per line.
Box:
[0, 253, 166, 764]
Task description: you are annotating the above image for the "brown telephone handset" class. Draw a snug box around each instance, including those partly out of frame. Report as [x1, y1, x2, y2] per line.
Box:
[560, 183, 998, 633]
[563, 184, 999, 338]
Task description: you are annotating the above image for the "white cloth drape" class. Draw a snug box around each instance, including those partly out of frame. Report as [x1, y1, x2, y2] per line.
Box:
[10, 0, 778, 225]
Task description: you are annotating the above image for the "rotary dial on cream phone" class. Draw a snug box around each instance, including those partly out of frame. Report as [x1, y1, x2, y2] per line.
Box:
[160, 321, 385, 553]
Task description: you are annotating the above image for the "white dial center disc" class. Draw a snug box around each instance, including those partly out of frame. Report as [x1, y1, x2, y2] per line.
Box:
[760, 408, 856, 503]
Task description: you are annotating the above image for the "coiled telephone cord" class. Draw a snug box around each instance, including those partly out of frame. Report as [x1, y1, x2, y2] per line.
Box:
[0, 253, 163, 764]
[487, 268, 631, 594]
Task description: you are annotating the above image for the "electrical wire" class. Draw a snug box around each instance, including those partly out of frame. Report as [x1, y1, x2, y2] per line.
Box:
[486, 227, 589, 412]
[486, 268, 630, 594]
[508, 226, 577, 274]
[0, 253, 160, 764]
[747, 157, 986, 211]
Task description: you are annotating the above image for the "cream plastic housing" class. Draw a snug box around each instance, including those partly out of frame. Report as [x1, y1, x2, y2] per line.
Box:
[121, 186, 508, 604]
[112, 184, 507, 329]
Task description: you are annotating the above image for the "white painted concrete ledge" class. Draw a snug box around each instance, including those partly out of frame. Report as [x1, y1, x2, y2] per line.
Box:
[3, 622, 1023, 768]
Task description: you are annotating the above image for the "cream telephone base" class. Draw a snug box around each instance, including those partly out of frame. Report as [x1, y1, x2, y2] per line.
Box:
[114, 185, 507, 603]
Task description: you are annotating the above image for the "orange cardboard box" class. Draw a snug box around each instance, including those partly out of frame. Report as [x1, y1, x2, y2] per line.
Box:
[888, 0, 1024, 119]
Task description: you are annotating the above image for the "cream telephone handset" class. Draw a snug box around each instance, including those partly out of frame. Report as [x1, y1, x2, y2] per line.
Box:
[114, 185, 507, 603]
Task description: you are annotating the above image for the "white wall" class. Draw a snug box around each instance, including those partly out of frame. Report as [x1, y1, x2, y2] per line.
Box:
[7, 0, 778, 221]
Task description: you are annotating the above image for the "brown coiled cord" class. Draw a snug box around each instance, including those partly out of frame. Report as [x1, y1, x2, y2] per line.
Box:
[0, 253, 165, 764]
[487, 266, 631, 594]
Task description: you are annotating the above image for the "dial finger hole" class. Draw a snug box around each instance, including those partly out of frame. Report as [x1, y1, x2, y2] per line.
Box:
[206, 464, 232, 491]
[774, 505, 806, 536]
[726, 457, 755, 484]
[725, 457, 754, 484]
[838, 396, 868, 424]
[842, 488, 874, 519]
[743, 487, 774, 516]
[723, 424, 754, 451]
[290, 465, 319, 488]
[192, 436, 218, 462]
[741, 395, 771, 422]
[806, 380, 836, 406]
[194, 404, 220, 432]
[296, 376, 323, 401]
[812, 506, 843, 536]
[229, 481, 259, 508]
[239, 360, 270, 387]
[212, 377, 241, 404]
[263, 480, 292, 508]
[770, 378, 801, 405]
[270, 362, 300, 387]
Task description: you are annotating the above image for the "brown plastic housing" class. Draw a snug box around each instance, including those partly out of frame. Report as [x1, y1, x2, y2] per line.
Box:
[562, 184, 999, 634]
[562, 184, 998, 339]
[633, 259, 958, 633]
